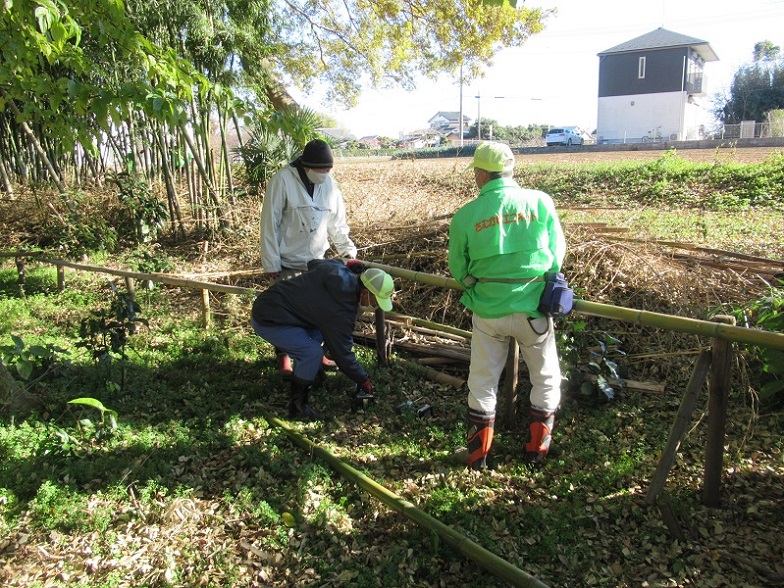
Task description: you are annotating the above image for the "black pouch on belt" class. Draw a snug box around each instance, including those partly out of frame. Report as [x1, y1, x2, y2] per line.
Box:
[537, 272, 573, 318]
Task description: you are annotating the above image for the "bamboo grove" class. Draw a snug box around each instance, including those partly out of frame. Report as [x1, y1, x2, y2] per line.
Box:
[1, 0, 550, 238]
[0, 0, 289, 235]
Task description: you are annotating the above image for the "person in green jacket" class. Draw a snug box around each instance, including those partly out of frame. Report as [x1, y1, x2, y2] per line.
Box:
[448, 141, 566, 469]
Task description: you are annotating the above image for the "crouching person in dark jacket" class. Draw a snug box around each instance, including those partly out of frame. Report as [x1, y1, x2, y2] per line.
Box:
[250, 258, 394, 420]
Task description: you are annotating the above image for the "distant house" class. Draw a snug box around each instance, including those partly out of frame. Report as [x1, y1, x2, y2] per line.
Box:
[428, 111, 471, 133]
[359, 135, 381, 149]
[596, 27, 718, 144]
[397, 128, 442, 149]
[444, 129, 468, 146]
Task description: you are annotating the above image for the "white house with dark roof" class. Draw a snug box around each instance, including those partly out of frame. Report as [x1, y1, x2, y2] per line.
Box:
[428, 111, 471, 133]
[596, 27, 718, 144]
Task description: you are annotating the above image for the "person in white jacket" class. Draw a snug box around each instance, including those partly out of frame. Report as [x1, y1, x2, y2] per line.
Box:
[259, 138, 358, 375]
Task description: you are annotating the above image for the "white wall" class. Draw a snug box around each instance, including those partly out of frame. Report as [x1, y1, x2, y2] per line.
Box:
[596, 92, 704, 143]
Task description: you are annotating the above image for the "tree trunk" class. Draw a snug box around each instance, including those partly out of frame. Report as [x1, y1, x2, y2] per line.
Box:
[262, 63, 298, 110]
[178, 121, 229, 230]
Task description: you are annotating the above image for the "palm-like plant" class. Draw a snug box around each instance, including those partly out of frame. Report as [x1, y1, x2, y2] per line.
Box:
[234, 105, 321, 192]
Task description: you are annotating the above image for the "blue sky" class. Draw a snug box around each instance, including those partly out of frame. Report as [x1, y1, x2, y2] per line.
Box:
[291, 0, 784, 138]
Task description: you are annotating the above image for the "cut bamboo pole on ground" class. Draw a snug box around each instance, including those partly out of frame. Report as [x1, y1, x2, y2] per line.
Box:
[396, 358, 466, 388]
[261, 410, 551, 588]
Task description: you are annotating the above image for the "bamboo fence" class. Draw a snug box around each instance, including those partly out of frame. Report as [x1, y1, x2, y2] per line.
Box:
[7, 252, 784, 511]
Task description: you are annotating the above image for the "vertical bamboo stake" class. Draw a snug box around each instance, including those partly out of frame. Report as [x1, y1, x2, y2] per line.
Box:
[125, 277, 136, 302]
[703, 315, 736, 507]
[201, 288, 211, 328]
[15, 255, 25, 289]
[57, 265, 65, 291]
[502, 340, 520, 428]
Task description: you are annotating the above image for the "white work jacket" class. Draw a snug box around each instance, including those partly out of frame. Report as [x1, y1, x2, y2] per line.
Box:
[260, 165, 357, 272]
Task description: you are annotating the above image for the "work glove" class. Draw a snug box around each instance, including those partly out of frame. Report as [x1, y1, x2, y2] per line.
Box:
[356, 379, 373, 397]
[351, 380, 375, 411]
[345, 260, 366, 274]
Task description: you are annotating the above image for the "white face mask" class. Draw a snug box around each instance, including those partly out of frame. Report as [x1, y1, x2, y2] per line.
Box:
[306, 169, 329, 185]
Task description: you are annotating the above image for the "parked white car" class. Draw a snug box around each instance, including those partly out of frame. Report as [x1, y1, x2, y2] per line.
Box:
[545, 127, 584, 146]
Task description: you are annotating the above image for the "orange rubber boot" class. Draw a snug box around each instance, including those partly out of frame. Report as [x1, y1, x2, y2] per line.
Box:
[466, 409, 495, 470]
[525, 409, 555, 466]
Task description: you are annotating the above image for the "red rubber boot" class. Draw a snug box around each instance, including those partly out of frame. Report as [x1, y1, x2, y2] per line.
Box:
[466, 409, 495, 470]
[525, 409, 555, 467]
[276, 353, 293, 378]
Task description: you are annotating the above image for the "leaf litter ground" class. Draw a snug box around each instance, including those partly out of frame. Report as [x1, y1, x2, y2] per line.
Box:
[1, 151, 784, 587]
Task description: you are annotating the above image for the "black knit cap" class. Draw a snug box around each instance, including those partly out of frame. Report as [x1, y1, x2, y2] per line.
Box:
[300, 139, 334, 169]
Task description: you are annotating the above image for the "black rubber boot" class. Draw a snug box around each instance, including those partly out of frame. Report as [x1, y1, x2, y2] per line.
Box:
[288, 380, 324, 421]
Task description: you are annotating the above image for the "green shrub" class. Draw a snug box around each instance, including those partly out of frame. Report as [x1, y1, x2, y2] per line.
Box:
[722, 283, 784, 406]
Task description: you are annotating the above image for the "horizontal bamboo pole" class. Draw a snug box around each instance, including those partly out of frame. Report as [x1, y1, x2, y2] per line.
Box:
[261, 410, 550, 588]
[14, 255, 784, 351]
[364, 260, 464, 291]
[384, 311, 472, 340]
[40, 258, 257, 296]
[573, 299, 784, 351]
[0, 250, 48, 259]
[363, 260, 784, 351]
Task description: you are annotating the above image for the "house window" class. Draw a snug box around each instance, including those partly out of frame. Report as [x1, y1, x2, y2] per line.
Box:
[638, 56, 646, 79]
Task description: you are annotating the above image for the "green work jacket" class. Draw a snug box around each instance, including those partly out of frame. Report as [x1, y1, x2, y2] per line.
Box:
[448, 177, 566, 318]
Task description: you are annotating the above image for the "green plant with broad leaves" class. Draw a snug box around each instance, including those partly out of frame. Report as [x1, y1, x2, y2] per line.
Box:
[111, 172, 170, 244]
[0, 336, 68, 381]
[76, 285, 148, 388]
[68, 397, 118, 435]
[557, 321, 626, 402]
[722, 281, 784, 406]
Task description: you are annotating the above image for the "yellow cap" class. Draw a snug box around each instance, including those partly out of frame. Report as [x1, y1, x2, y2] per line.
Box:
[360, 269, 394, 311]
[466, 141, 515, 173]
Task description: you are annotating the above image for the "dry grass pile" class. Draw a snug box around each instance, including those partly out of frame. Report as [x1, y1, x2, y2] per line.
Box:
[346, 212, 771, 391]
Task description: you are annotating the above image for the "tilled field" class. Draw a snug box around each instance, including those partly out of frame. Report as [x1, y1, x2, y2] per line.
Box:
[515, 144, 781, 164]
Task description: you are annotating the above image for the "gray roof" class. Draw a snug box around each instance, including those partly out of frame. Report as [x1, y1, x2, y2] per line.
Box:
[317, 127, 356, 141]
[429, 111, 471, 123]
[598, 27, 718, 62]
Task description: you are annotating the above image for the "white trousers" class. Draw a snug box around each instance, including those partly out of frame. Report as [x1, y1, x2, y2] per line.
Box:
[467, 313, 562, 414]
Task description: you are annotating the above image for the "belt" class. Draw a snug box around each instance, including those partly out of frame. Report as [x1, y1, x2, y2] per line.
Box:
[476, 276, 544, 284]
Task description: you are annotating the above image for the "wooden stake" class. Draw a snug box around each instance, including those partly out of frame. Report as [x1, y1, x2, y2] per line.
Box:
[646, 349, 711, 505]
[375, 308, 388, 366]
[201, 288, 211, 328]
[703, 315, 736, 507]
[502, 340, 520, 429]
[15, 256, 25, 295]
[125, 277, 136, 302]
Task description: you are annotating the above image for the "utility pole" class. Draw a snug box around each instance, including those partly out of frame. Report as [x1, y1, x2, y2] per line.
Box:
[459, 64, 464, 147]
[476, 93, 481, 140]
